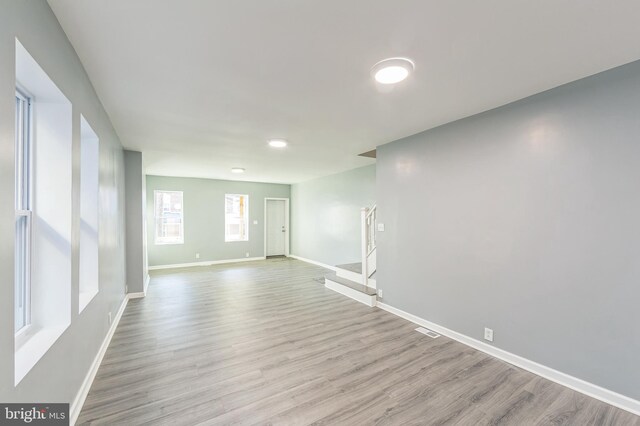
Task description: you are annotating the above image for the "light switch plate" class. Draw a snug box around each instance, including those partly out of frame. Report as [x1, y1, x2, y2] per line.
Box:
[377, 223, 385, 232]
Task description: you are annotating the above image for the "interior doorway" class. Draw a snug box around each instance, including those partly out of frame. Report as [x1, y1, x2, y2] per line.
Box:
[264, 198, 289, 257]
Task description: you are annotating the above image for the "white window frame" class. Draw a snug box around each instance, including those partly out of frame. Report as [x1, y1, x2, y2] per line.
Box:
[225, 194, 249, 242]
[15, 87, 32, 336]
[154, 190, 184, 245]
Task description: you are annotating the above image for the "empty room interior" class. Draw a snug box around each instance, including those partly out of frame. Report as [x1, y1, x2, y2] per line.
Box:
[2, 1, 640, 425]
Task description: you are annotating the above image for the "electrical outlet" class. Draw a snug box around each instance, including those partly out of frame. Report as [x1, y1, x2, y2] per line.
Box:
[108, 312, 112, 326]
[378, 289, 383, 298]
[484, 327, 494, 342]
[377, 223, 385, 232]
[196, 253, 200, 259]
[245, 252, 249, 258]
[253, 220, 258, 225]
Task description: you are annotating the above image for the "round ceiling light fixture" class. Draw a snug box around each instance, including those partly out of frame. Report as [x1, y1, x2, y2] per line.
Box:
[371, 57, 415, 84]
[231, 167, 245, 174]
[268, 139, 288, 148]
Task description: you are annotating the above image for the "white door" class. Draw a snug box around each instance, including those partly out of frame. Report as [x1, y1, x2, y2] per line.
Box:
[266, 199, 287, 256]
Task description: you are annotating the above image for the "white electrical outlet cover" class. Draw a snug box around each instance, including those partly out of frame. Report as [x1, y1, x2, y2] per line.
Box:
[377, 223, 385, 232]
[484, 328, 494, 342]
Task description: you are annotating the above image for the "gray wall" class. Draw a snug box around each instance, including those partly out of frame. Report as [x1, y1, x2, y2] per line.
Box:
[0, 0, 126, 405]
[124, 150, 146, 293]
[377, 60, 640, 400]
[291, 165, 375, 266]
[146, 175, 290, 266]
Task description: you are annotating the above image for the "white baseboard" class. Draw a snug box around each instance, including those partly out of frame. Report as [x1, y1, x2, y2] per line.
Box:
[376, 302, 640, 417]
[288, 254, 337, 272]
[128, 292, 145, 299]
[148, 256, 266, 271]
[143, 274, 150, 294]
[70, 294, 131, 425]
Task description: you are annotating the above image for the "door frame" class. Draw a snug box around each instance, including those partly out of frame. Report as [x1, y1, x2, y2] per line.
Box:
[264, 197, 290, 257]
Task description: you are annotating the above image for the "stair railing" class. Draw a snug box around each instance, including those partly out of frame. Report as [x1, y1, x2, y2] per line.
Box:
[361, 204, 377, 287]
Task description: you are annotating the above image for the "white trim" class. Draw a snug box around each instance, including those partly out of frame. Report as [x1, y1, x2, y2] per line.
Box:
[368, 277, 377, 289]
[264, 198, 290, 257]
[148, 256, 266, 271]
[70, 294, 130, 425]
[324, 277, 376, 307]
[376, 302, 640, 417]
[128, 292, 146, 299]
[360, 207, 368, 287]
[143, 274, 150, 294]
[288, 254, 337, 272]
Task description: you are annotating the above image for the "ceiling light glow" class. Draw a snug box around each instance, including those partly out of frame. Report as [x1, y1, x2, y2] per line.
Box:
[231, 167, 245, 174]
[371, 57, 415, 84]
[268, 139, 288, 148]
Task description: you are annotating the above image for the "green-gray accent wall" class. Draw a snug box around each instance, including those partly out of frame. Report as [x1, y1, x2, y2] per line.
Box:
[291, 165, 375, 267]
[146, 175, 290, 267]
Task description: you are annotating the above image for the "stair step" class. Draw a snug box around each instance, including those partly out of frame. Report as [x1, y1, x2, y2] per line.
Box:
[334, 263, 364, 283]
[335, 262, 362, 274]
[324, 273, 377, 307]
[324, 273, 377, 296]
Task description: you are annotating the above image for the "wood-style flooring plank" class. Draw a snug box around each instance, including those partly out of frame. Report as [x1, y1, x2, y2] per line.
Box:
[77, 258, 639, 425]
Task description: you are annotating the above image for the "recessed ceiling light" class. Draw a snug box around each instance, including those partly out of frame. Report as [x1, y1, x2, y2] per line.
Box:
[231, 167, 245, 174]
[371, 57, 415, 84]
[268, 139, 288, 148]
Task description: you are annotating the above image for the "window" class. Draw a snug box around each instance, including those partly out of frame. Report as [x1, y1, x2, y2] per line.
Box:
[15, 38, 73, 385]
[225, 194, 249, 242]
[79, 115, 100, 312]
[15, 88, 31, 334]
[154, 190, 184, 244]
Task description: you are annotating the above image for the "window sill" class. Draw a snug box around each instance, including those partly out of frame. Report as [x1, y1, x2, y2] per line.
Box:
[15, 323, 68, 386]
[79, 288, 99, 313]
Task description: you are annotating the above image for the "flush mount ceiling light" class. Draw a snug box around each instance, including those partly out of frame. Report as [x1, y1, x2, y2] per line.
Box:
[268, 139, 288, 148]
[371, 57, 415, 84]
[231, 167, 245, 174]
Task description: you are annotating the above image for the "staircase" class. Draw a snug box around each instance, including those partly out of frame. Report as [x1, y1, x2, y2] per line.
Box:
[324, 205, 378, 307]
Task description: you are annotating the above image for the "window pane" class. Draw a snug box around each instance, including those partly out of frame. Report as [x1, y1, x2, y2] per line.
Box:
[15, 91, 31, 333]
[15, 216, 28, 332]
[154, 191, 184, 244]
[225, 194, 249, 242]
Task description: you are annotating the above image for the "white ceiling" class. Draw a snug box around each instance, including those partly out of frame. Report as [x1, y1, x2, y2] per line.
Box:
[48, 0, 640, 184]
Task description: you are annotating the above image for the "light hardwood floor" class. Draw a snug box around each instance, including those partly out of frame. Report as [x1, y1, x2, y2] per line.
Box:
[78, 258, 640, 425]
